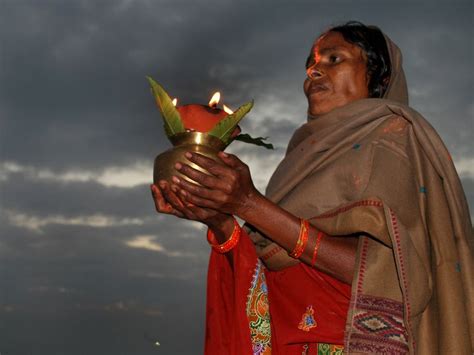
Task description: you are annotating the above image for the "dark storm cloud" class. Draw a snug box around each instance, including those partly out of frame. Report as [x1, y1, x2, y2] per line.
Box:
[0, 0, 311, 170]
[1, 1, 472, 170]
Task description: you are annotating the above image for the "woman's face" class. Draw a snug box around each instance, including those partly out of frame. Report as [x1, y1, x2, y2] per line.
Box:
[304, 31, 369, 116]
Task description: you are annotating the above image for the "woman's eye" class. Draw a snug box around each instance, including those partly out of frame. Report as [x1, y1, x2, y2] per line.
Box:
[329, 55, 340, 63]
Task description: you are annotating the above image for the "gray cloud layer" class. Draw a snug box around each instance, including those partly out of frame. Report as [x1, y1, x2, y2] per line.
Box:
[0, 1, 472, 354]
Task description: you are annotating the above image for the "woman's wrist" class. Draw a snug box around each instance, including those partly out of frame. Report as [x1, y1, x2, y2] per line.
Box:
[207, 218, 241, 253]
[205, 214, 236, 244]
[236, 187, 264, 221]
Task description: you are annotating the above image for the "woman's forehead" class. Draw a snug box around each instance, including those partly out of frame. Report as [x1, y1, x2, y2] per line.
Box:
[310, 32, 364, 57]
[313, 32, 348, 50]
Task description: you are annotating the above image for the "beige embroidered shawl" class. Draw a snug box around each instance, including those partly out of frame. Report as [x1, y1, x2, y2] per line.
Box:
[252, 32, 473, 353]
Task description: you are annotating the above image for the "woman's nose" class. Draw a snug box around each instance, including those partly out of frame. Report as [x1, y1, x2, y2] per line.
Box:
[307, 65, 324, 80]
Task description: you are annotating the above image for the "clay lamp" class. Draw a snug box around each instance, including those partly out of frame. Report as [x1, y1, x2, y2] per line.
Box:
[147, 77, 272, 184]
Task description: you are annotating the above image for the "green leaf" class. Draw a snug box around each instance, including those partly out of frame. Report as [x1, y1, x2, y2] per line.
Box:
[234, 133, 274, 149]
[208, 101, 254, 144]
[146, 76, 185, 136]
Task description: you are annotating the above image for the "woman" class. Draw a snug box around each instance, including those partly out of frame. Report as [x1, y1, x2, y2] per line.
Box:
[151, 22, 473, 354]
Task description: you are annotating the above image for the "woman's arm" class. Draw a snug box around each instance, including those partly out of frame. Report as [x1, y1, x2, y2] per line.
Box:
[173, 152, 358, 284]
[243, 192, 358, 283]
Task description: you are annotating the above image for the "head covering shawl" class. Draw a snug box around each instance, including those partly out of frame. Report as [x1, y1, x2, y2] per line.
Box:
[254, 30, 473, 353]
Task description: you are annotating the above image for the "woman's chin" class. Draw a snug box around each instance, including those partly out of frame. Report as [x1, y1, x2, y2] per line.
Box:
[308, 99, 353, 116]
[307, 96, 337, 116]
[308, 104, 333, 116]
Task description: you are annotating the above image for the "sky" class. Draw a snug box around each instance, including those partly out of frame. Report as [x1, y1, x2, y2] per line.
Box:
[0, 0, 472, 354]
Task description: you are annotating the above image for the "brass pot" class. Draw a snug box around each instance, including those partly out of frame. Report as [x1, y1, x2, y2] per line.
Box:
[153, 132, 226, 185]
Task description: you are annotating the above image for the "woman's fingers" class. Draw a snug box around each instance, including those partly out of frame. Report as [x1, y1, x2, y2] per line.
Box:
[175, 162, 230, 191]
[172, 175, 229, 202]
[217, 151, 245, 170]
[183, 153, 235, 179]
[150, 183, 184, 217]
[152, 182, 232, 226]
[177, 189, 224, 221]
[151, 183, 173, 213]
[162, 181, 207, 220]
[161, 181, 217, 221]
[160, 182, 184, 208]
[172, 152, 256, 217]
[177, 187, 220, 209]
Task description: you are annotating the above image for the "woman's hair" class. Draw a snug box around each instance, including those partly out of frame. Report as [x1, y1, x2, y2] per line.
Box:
[328, 21, 391, 98]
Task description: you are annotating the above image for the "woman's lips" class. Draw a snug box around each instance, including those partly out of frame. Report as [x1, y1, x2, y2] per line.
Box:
[308, 82, 329, 96]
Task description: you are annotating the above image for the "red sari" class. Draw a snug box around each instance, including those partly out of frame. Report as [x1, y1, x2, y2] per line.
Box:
[205, 227, 350, 354]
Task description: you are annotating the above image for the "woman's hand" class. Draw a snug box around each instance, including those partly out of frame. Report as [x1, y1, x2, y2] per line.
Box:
[150, 181, 236, 243]
[151, 181, 186, 218]
[151, 180, 228, 224]
[172, 151, 260, 218]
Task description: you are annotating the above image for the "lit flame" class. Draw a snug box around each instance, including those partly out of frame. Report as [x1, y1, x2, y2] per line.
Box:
[172, 98, 178, 106]
[208, 92, 220, 107]
[223, 104, 234, 114]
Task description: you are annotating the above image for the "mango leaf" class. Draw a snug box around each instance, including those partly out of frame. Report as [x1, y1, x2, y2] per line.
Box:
[146, 76, 185, 136]
[208, 101, 254, 144]
[234, 133, 274, 149]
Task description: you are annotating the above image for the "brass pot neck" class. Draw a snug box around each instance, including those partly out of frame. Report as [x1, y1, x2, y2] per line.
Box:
[169, 132, 226, 150]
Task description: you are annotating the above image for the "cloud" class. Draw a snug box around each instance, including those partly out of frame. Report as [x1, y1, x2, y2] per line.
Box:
[1, 160, 152, 188]
[0, 165, 156, 219]
[125, 234, 186, 257]
[5, 209, 144, 233]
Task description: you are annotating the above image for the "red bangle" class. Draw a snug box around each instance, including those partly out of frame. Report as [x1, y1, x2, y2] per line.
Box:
[289, 219, 309, 259]
[207, 218, 241, 254]
[311, 230, 325, 266]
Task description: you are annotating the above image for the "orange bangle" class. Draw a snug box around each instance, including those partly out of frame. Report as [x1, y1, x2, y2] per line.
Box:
[289, 219, 309, 259]
[207, 218, 241, 254]
[311, 230, 325, 266]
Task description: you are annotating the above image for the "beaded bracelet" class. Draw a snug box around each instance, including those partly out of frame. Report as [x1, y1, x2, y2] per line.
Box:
[288, 219, 309, 259]
[207, 218, 241, 254]
[311, 230, 325, 266]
